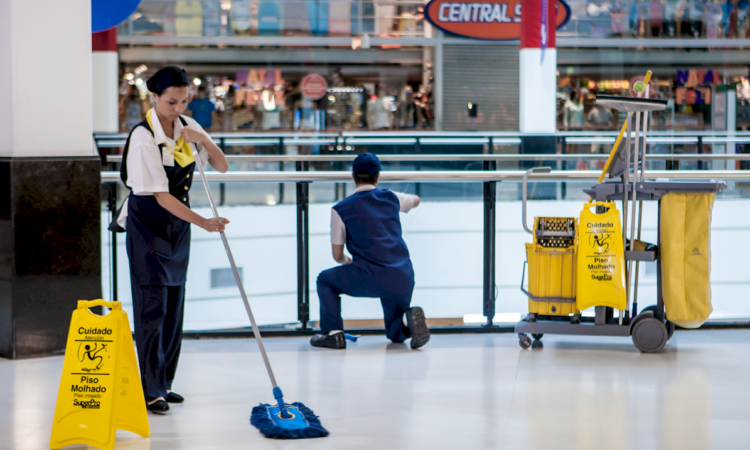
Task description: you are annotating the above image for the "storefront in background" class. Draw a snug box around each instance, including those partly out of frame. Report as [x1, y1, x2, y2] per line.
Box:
[119, 66, 433, 132]
[557, 67, 749, 132]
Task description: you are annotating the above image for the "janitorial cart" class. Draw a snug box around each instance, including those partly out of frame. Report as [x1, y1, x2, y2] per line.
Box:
[515, 87, 725, 353]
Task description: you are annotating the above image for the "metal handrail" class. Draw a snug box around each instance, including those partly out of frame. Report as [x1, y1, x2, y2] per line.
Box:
[93, 130, 750, 140]
[104, 153, 750, 164]
[100, 169, 750, 183]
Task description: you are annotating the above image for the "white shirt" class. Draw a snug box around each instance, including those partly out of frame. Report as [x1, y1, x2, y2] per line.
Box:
[126, 113, 211, 195]
[367, 97, 393, 130]
[116, 113, 212, 229]
[330, 185, 417, 245]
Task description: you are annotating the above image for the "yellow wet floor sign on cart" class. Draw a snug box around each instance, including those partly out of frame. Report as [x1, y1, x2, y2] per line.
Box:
[50, 300, 149, 450]
[577, 202, 627, 311]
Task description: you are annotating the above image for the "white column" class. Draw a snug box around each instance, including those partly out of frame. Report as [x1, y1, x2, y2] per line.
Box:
[519, 49, 558, 134]
[92, 52, 120, 133]
[434, 30, 444, 131]
[0, 0, 93, 157]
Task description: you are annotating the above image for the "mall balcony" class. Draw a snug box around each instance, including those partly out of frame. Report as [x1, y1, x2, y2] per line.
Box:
[3, 0, 750, 449]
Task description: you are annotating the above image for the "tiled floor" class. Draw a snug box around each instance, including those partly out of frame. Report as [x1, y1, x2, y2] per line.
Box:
[4, 330, 750, 450]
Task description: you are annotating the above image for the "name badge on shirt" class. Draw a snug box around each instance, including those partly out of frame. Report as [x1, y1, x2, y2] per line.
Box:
[162, 147, 175, 167]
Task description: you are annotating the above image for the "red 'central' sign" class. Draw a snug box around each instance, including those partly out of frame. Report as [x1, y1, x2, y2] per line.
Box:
[424, 0, 571, 40]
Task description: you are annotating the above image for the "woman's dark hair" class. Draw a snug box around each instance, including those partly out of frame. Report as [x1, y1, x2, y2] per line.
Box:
[569, 90, 579, 101]
[147, 66, 190, 96]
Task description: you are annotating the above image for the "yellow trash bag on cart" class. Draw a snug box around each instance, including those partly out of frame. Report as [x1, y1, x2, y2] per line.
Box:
[660, 193, 715, 328]
[576, 202, 627, 311]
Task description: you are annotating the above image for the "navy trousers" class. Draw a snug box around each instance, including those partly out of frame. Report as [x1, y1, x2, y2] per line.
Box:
[317, 264, 414, 342]
[131, 282, 185, 401]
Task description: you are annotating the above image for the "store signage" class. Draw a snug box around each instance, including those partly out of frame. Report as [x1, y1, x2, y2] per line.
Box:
[301, 74, 328, 101]
[236, 69, 284, 90]
[675, 87, 712, 105]
[424, 0, 571, 40]
[677, 69, 721, 87]
[588, 80, 630, 90]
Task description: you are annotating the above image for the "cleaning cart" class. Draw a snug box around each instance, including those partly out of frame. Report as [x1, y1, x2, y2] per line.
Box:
[515, 93, 725, 353]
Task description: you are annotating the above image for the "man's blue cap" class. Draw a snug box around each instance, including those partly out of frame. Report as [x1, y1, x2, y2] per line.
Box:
[352, 153, 381, 178]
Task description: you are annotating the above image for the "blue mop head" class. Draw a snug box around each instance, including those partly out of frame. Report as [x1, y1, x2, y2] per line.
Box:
[251, 402, 329, 439]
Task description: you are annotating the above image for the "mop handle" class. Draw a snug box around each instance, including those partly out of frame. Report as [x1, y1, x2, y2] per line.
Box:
[194, 158, 280, 390]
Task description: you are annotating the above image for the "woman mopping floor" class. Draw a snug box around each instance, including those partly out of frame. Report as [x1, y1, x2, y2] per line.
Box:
[111, 66, 229, 414]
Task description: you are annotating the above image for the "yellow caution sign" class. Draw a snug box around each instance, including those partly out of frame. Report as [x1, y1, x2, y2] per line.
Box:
[50, 300, 149, 450]
[576, 203, 627, 311]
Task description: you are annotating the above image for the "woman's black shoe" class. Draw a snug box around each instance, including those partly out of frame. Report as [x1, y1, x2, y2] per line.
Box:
[147, 399, 170, 414]
[310, 332, 346, 349]
[166, 392, 184, 403]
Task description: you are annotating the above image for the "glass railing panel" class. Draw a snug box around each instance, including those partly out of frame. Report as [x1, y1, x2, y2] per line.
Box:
[100, 134, 750, 329]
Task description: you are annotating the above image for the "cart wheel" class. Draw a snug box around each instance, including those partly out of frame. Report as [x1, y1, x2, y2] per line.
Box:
[531, 333, 544, 341]
[631, 310, 654, 330]
[641, 305, 658, 315]
[631, 317, 668, 353]
[666, 320, 676, 340]
[531, 340, 544, 349]
[519, 334, 532, 349]
[570, 314, 581, 325]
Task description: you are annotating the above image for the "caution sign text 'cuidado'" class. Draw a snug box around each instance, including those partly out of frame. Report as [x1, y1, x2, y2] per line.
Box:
[576, 203, 627, 311]
[50, 300, 149, 450]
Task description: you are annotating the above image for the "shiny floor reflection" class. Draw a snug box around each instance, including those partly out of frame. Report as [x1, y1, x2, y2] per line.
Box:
[2, 330, 748, 450]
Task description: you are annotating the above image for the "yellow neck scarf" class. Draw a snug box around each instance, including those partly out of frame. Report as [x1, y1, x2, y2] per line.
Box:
[146, 109, 195, 168]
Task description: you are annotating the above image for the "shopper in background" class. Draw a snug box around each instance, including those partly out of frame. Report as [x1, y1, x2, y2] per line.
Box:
[739, 0, 750, 37]
[368, 85, 393, 130]
[587, 103, 615, 156]
[705, 0, 723, 38]
[650, 0, 664, 36]
[223, 85, 236, 131]
[123, 86, 144, 131]
[689, 0, 705, 37]
[664, 0, 679, 36]
[587, 103, 615, 130]
[563, 90, 585, 130]
[610, 1, 625, 36]
[187, 86, 216, 129]
[630, 0, 642, 36]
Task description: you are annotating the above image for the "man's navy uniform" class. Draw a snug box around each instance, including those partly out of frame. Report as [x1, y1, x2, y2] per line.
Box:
[312, 153, 430, 350]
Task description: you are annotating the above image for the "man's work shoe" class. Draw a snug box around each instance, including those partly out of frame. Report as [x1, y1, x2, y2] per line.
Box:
[406, 307, 430, 349]
[310, 331, 346, 349]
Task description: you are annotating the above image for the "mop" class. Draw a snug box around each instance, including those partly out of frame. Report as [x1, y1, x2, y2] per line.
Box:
[195, 158, 329, 439]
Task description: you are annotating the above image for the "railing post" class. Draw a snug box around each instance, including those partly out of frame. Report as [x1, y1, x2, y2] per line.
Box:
[108, 162, 118, 302]
[483, 159, 497, 327]
[697, 136, 704, 170]
[218, 137, 226, 206]
[296, 160, 311, 330]
[279, 137, 285, 204]
[334, 135, 341, 202]
[415, 137, 422, 197]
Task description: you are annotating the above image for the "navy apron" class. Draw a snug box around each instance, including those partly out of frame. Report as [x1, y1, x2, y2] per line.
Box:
[119, 117, 197, 286]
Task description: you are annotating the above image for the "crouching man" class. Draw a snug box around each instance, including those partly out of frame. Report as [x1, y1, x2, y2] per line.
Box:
[311, 153, 430, 350]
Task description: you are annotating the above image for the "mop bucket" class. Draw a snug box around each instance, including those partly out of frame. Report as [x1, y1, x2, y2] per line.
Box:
[523, 217, 579, 316]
